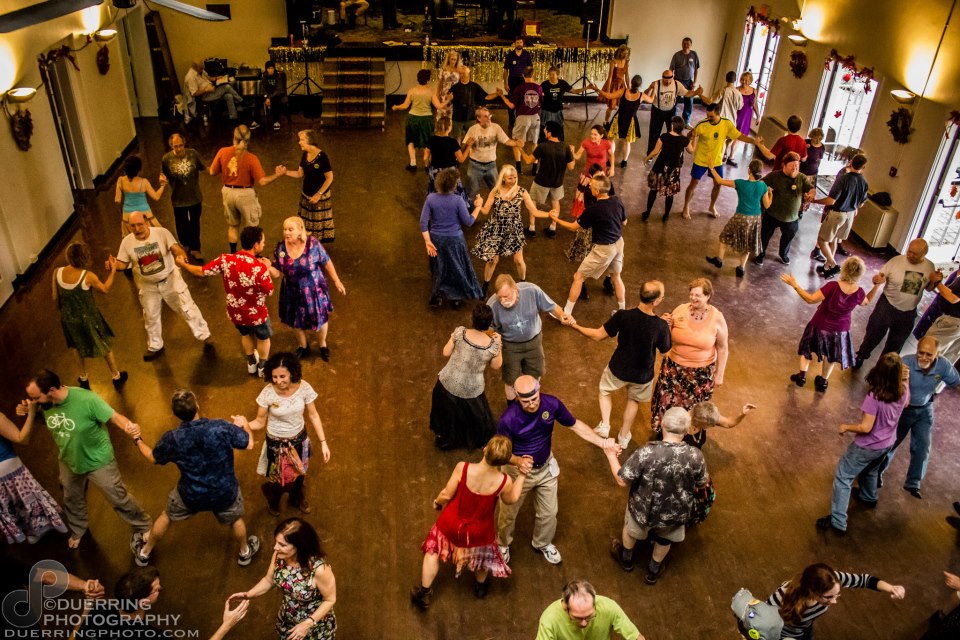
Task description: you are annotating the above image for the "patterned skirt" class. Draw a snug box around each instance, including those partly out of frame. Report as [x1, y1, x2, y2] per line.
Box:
[798, 322, 856, 368]
[650, 356, 716, 432]
[406, 114, 434, 148]
[0, 457, 68, 544]
[565, 227, 593, 262]
[472, 211, 525, 261]
[430, 234, 482, 302]
[298, 192, 334, 243]
[421, 525, 511, 578]
[429, 380, 495, 450]
[647, 166, 682, 197]
[719, 213, 762, 256]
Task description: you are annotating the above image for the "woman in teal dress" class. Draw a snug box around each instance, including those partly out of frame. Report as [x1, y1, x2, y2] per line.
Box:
[53, 242, 128, 389]
[232, 518, 337, 640]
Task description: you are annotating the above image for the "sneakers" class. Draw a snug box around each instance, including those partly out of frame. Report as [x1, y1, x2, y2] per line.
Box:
[130, 532, 150, 567]
[617, 433, 631, 449]
[594, 421, 610, 438]
[535, 543, 562, 564]
[498, 544, 511, 564]
[112, 371, 129, 390]
[143, 347, 165, 362]
[246, 358, 258, 375]
[645, 559, 666, 584]
[249, 121, 260, 130]
[410, 585, 432, 610]
[273, 122, 281, 130]
[779, 255, 791, 265]
[238, 535, 261, 566]
[814, 375, 829, 392]
[609, 539, 634, 572]
[257, 361, 266, 379]
[77, 377, 91, 390]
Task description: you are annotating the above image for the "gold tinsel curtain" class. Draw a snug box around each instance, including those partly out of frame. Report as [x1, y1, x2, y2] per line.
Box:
[424, 44, 615, 86]
[269, 46, 327, 93]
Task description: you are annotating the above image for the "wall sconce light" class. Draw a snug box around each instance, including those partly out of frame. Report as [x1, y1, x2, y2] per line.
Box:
[890, 89, 916, 105]
[5, 87, 37, 103]
[788, 34, 808, 46]
[94, 29, 117, 42]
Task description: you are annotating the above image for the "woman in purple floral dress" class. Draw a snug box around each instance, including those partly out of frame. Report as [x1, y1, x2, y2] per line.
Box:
[271, 217, 346, 362]
[232, 517, 336, 640]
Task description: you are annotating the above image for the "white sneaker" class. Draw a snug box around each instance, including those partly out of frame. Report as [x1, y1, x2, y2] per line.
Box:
[498, 544, 510, 564]
[594, 421, 610, 438]
[249, 121, 260, 130]
[617, 433, 632, 449]
[536, 543, 562, 564]
[246, 360, 257, 375]
[273, 122, 281, 130]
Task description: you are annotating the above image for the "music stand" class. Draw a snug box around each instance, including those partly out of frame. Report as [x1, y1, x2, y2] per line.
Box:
[569, 20, 596, 121]
[287, 21, 323, 98]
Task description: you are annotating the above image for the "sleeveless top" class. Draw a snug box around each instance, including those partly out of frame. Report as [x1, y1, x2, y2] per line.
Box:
[410, 89, 434, 117]
[121, 178, 149, 213]
[0, 436, 14, 463]
[438, 326, 501, 398]
[435, 463, 507, 547]
[57, 269, 97, 322]
[669, 303, 721, 368]
[652, 79, 679, 111]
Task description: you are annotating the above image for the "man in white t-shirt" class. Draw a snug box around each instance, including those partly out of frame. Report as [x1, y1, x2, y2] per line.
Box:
[183, 60, 243, 122]
[114, 212, 213, 361]
[854, 238, 941, 368]
[462, 106, 522, 200]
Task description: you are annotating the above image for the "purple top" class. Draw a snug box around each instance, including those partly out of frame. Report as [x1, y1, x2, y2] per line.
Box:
[510, 81, 543, 116]
[497, 394, 576, 466]
[854, 389, 910, 450]
[810, 281, 865, 332]
[420, 192, 475, 235]
[735, 91, 756, 136]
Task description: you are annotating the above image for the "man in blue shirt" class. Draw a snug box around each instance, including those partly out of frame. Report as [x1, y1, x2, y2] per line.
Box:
[128, 389, 260, 567]
[877, 336, 960, 499]
[496, 375, 618, 565]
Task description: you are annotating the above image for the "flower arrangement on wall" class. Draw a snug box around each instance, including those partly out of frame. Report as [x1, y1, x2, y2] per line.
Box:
[886, 107, 913, 144]
[946, 110, 960, 139]
[825, 49, 875, 93]
[789, 50, 808, 78]
[745, 6, 780, 35]
[9, 109, 34, 152]
[96, 45, 110, 75]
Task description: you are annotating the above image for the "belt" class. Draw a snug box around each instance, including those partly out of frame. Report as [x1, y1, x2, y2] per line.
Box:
[224, 184, 253, 189]
[503, 333, 541, 344]
[470, 158, 495, 164]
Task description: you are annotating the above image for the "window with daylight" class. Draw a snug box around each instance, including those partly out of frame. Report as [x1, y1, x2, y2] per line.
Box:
[911, 124, 960, 265]
[735, 14, 780, 121]
[810, 61, 878, 179]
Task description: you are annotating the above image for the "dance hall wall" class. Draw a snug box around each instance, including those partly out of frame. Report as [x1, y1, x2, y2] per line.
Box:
[0, 3, 135, 307]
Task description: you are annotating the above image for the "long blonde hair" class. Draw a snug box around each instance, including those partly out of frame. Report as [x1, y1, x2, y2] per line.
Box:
[492, 164, 519, 196]
[444, 50, 461, 69]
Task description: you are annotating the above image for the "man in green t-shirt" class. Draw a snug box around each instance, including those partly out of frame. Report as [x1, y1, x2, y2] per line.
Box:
[23, 369, 152, 549]
[755, 151, 816, 266]
[535, 580, 644, 640]
[682, 102, 760, 219]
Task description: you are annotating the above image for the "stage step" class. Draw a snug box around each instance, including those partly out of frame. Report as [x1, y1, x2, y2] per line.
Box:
[321, 56, 386, 130]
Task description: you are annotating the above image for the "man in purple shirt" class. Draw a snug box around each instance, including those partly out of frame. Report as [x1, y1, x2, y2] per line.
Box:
[499, 66, 543, 174]
[503, 37, 533, 129]
[496, 375, 618, 565]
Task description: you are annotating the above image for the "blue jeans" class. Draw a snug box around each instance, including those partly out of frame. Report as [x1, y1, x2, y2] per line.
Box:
[831, 442, 888, 530]
[466, 159, 497, 200]
[879, 403, 934, 490]
[677, 79, 694, 123]
[202, 83, 242, 119]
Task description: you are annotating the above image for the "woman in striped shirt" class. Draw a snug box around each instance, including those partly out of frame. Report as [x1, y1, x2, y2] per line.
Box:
[767, 563, 905, 638]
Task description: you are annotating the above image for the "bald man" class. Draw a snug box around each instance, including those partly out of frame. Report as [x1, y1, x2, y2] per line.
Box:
[496, 375, 618, 565]
[114, 212, 212, 361]
[854, 238, 940, 369]
[875, 336, 960, 499]
[535, 580, 643, 640]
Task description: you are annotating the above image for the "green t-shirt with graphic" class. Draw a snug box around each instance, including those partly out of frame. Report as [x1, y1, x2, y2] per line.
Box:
[42, 387, 116, 474]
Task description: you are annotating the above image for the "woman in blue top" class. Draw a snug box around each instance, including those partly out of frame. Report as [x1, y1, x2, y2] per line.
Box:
[115, 155, 165, 236]
[705, 159, 772, 277]
[421, 167, 483, 308]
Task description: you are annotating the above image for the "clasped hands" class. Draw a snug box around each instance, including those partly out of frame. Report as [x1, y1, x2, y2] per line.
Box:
[15, 398, 36, 416]
[602, 438, 622, 457]
[515, 455, 535, 474]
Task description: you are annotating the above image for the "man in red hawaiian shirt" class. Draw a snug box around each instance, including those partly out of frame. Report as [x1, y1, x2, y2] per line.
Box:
[178, 226, 274, 376]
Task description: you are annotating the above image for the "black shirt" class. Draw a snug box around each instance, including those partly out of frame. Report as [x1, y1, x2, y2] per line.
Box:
[533, 141, 573, 189]
[653, 133, 688, 172]
[541, 79, 573, 112]
[300, 150, 332, 196]
[577, 196, 626, 245]
[828, 171, 868, 212]
[942, 276, 960, 318]
[603, 308, 672, 383]
[450, 81, 489, 122]
[427, 135, 461, 169]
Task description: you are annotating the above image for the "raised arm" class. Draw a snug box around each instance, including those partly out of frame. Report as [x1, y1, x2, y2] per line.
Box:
[246, 405, 270, 432]
[709, 166, 735, 189]
[781, 274, 825, 304]
[499, 463, 532, 505]
[0, 407, 35, 445]
[143, 179, 166, 202]
[209, 599, 249, 640]
[716, 404, 756, 429]
[862, 280, 882, 305]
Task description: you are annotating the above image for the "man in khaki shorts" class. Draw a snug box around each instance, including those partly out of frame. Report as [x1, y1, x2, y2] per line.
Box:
[813, 154, 869, 279]
[567, 281, 672, 449]
[551, 175, 627, 316]
[209, 125, 286, 253]
[604, 407, 710, 585]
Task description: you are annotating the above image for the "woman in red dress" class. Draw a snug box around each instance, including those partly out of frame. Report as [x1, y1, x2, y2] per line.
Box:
[410, 435, 531, 609]
[600, 45, 630, 123]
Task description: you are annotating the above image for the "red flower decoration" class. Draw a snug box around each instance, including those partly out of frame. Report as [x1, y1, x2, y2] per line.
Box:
[951, 184, 958, 198]
[842, 73, 852, 82]
[834, 110, 843, 119]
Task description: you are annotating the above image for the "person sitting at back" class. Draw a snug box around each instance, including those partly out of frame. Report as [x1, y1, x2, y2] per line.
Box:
[183, 60, 244, 123]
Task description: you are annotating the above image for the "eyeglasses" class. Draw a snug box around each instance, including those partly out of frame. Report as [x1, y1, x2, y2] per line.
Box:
[567, 611, 596, 623]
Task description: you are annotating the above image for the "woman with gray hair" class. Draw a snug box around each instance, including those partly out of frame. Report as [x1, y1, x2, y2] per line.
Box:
[282, 130, 335, 243]
[782, 257, 880, 392]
